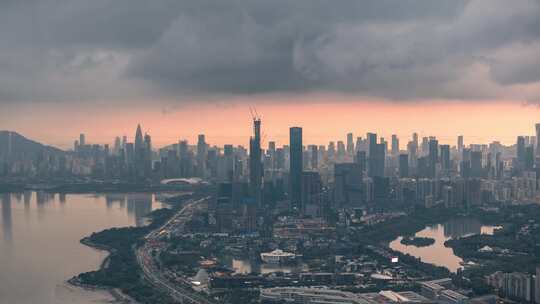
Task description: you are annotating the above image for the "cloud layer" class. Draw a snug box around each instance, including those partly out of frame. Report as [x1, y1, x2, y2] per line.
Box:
[1, 0, 540, 103]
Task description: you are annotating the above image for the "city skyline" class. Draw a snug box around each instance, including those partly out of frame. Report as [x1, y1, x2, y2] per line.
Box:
[3, 2, 540, 303]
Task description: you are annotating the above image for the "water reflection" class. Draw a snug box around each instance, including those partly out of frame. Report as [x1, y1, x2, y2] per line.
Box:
[0, 192, 166, 304]
[389, 218, 498, 272]
[1, 193, 12, 242]
[100, 193, 154, 226]
[126, 193, 153, 227]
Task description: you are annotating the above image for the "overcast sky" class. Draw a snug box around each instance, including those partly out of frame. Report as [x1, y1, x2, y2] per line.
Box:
[0, 0, 539, 104]
[2, 1, 540, 148]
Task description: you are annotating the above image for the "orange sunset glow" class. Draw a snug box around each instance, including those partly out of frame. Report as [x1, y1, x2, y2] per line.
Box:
[3, 96, 539, 149]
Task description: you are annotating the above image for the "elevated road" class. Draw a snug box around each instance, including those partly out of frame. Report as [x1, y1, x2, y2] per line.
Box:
[136, 197, 216, 304]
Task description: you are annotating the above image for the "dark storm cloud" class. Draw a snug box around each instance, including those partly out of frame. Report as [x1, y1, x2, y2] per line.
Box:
[0, 0, 539, 103]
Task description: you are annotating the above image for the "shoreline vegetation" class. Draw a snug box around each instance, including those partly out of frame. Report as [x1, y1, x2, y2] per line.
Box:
[70, 193, 194, 304]
[400, 236, 435, 247]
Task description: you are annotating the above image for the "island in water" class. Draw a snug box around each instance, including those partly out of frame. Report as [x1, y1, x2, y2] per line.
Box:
[400, 236, 436, 247]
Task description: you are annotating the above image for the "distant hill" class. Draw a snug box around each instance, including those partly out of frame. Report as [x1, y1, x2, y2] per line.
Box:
[0, 131, 65, 161]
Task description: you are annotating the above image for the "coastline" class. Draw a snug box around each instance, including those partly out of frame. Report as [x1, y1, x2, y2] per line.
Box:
[69, 237, 137, 304]
[66, 193, 191, 303]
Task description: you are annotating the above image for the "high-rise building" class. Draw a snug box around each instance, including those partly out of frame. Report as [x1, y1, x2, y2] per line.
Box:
[328, 141, 335, 161]
[223, 144, 234, 181]
[337, 141, 346, 160]
[197, 134, 207, 177]
[134, 124, 147, 179]
[334, 163, 363, 206]
[367, 133, 378, 177]
[458, 135, 464, 154]
[461, 148, 471, 178]
[134, 125, 143, 151]
[470, 151, 483, 177]
[525, 145, 534, 170]
[428, 139, 439, 178]
[79, 133, 86, 146]
[495, 152, 503, 179]
[268, 141, 276, 169]
[113, 136, 121, 155]
[412, 132, 419, 147]
[289, 127, 303, 210]
[407, 140, 418, 170]
[369, 143, 385, 178]
[178, 140, 191, 177]
[421, 137, 429, 156]
[249, 119, 263, 206]
[536, 124, 540, 155]
[399, 154, 409, 178]
[346, 133, 354, 156]
[301, 171, 322, 216]
[355, 150, 367, 173]
[440, 144, 450, 171]
[391, 134, 399, 156]
[367, 133, 377, 157]
[309, 145, 318, 170]
[517, 136, 526, 169]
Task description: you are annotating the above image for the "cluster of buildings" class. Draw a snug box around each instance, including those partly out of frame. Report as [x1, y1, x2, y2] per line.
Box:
[485, 268, 540, 303]
[206, 120, 540, 235]
[260, 287, 432, 304]
[259, 278, 475, 304]
[3, 121, 540, 211]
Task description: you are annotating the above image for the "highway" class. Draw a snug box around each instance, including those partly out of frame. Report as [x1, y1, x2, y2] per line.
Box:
[136, 197, 216, 304]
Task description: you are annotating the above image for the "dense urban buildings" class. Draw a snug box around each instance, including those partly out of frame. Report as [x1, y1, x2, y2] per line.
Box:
[3, 120, 540, 304]
[4, 121, 540, 209]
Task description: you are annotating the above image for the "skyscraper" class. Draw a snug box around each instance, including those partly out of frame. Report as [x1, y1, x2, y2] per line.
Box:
[289, 127, 303, 210]
[355, 150, 367, 173]
[440, 144, 450, 171]
[134, 125, 143, 151]
[391, 134, 399, 156]
[223, 144, 234, 181]
[309, 145, 318, 170]
[337, 141, 346, 160]
[79, 133, 86, 146]
[113, 136, 121, 155]
[372, 143, 386, 177]
[517, 136, 526, 169]
[470, 151, 483, 177]
[334, 163, 363, 206]
[367, 133, 378, 177]
[525, 145, 534, 170]
[399, 154, 409, 178]
[412, 132, 418, 148]
[197, 134, 207, 177]
[249, 118, 263, 206]
[428, 139, 438, 178]
[367, 133, 377, 157]
[346, 133, 354, 156]
[134, 124, 146, 179]
[268, 141, 276, 170]
[536, 124, 540, 155]
[458, 135, 464, 154]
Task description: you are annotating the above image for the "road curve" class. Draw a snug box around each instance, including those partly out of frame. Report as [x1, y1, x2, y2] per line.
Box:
[135, 197, 216, 304]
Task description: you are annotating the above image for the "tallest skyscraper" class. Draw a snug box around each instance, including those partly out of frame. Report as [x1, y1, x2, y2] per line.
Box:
[289, 127, 303, 211]
[249, 118, 263, 206]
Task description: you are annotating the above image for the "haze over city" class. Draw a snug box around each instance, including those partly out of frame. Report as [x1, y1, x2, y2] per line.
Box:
[2, 1, 540, 304]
